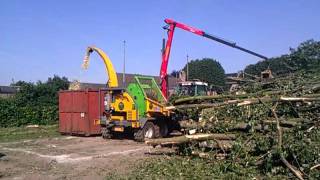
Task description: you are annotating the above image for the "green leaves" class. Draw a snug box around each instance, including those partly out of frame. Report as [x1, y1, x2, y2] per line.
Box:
[183, 58, 226, 88]
[245, 39, 320, 76]
[0, 75, 69, 127]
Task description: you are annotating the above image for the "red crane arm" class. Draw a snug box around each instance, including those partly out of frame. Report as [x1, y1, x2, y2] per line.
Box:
[160, 18, 268, 99]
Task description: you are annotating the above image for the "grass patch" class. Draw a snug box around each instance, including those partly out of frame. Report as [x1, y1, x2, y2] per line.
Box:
[0, 124, 60, 142]
[129, 157, 259, 179]
[105, 156, 288, 179]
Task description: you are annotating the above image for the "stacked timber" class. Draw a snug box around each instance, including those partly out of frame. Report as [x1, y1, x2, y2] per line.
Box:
[146, 70, 320, 179]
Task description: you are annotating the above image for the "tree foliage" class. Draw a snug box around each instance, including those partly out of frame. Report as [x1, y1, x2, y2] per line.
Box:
[170, 70, 180, 78]
[158, 69, 320, 179]
[0, 75, 69, 127]
[245, 39, 320, 76]
[183, 58, 225, 87]
[153, 39, 320, 179]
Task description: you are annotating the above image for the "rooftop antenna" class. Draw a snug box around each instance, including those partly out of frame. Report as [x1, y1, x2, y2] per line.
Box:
[186, 54, 189, 81]
[123, 40, 126, 88]
[11, 78, 15, 85]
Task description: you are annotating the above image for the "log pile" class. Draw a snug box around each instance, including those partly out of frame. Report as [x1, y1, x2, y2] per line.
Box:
[147, 70, 320, 179]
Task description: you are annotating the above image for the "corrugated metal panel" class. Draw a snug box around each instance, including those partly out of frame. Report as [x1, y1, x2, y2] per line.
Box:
[59, 113, 71, 133]
[59, 92, 73, 112]
[59, 90, 105, 136]
[88, 91, 102, 134]
[72, 91, 88, 112]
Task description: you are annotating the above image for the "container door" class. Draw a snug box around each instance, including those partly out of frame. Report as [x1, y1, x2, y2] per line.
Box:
[88, 91, 101, 135]
[59, 92, 73, 133]
[71, 91, 88, 134]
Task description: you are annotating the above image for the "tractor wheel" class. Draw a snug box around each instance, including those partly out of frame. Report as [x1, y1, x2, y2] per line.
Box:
[134, 121, 160, 142]
[101, 127, 112, 139]
[154, 124, 161, 138]
[159, 122, 169, 137]
[143, 121, 160, 139]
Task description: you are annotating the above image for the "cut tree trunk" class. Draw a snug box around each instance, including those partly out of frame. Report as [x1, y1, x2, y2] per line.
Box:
[145, 133, 236, 146]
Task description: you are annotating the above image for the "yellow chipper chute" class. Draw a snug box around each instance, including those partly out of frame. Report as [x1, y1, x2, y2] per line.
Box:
[82, 46, 118, 88]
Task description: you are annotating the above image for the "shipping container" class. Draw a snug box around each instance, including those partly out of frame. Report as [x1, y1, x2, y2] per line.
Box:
[59, 89, 106, 136]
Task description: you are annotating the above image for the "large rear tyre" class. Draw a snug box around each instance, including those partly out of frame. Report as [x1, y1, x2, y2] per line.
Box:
[159, 122, 169, 137]
[144, 121, 160, 139]
[134, 121, 160, 142]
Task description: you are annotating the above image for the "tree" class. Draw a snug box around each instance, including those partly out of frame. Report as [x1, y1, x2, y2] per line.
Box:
[182, 58, 225, 87]
[244, 39, 320, 76]
[0, 75, 69, 127]
[170, 70, 180, 78]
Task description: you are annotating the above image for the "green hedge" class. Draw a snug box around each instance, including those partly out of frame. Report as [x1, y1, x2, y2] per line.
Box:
[0, 75, 69, 127]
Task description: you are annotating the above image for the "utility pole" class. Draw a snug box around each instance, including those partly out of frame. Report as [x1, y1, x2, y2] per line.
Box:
[123, 40, 126, 88]
[186, 54, 189, 81]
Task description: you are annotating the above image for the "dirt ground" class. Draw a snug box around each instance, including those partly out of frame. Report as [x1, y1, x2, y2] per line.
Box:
[0, 136, 157, 180]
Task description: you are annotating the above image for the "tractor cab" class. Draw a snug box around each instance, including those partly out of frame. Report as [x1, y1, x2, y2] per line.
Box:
[176, 79, 208, 96]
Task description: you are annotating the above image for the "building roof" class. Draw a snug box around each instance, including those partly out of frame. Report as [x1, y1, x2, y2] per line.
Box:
[116, 73, 180, 89]
[0, 86, 19, 94]
[225, 73, 238, 77]
[76, 83, 107, 89]
[73, 73, 180, 90]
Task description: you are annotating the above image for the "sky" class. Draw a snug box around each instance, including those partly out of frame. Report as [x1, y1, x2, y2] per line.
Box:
[1, 0, 319, 85]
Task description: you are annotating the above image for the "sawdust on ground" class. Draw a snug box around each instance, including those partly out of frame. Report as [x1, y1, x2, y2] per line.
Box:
[0, 136, 159, 180]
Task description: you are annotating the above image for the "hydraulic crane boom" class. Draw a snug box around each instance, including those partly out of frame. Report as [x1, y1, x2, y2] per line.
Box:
[82, 46, 119, 88]
[160, 18, 268, 99]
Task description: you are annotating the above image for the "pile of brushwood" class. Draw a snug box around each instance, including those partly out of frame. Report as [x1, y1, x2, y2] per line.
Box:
[146, 69, 320, 179]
